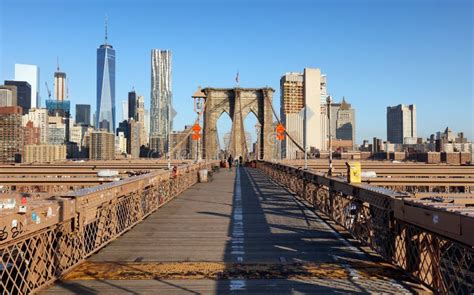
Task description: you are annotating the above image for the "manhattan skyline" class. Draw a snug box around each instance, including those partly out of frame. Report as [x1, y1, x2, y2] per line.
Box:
[0, 0, 472, 143]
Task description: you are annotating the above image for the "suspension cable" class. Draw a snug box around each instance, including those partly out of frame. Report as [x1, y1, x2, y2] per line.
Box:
[262, 89, 307, 154]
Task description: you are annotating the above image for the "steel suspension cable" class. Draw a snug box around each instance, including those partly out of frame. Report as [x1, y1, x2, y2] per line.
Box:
[262, 90, 307, 154]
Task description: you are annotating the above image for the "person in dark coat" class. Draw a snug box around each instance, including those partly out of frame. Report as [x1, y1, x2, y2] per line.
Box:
[227, 155, 233, 170]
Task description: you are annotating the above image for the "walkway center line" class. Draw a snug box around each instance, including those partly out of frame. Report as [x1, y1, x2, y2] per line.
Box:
[230, 167, 246, 291]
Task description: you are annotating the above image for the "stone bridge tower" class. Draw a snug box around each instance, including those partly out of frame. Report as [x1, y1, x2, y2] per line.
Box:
[202, 87, 275, 160]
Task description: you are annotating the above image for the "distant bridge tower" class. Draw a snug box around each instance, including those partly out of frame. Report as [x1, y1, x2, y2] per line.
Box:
[202, 87, 275, 160]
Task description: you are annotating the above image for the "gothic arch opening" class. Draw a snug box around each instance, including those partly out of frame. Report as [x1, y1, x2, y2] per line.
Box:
[216, 111, 232, 160]
[243, 110, 260, 160]
[202, 87, 275, 161]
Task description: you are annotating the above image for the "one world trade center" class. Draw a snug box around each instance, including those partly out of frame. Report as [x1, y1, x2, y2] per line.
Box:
[95, 17, 115, 132]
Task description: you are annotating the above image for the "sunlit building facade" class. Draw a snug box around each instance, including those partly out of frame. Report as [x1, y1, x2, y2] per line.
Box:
[150, 49, 172, 152]
[14, 64, 40, 108]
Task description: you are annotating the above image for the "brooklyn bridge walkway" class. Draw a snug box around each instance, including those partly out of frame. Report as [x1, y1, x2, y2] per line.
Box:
[44, 167, 424, 294]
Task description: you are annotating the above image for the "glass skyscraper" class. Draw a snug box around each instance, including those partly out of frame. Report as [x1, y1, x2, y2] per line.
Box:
[76, 104, 91, 126]
[95, 23, 115, 132]
[14, 64, 40, 108]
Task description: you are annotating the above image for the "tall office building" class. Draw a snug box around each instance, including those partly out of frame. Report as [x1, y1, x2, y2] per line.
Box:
[121, 100, 128, 121]
[14, 64, 40, 108]
[128, 89, 137, 120]
[76, 104, 91, 126]
[0, 85, 17, 107]
[136, 95, 147, 146]
[0, 106, 23, 163]
[4, 81, 31, 114]
[95, 18, 116, 132]
[54, 63, 66, 101]
[303, 68, 324, 151]
[387, 104, 417, 144]
[280, 68, 326, 159]
[46, 62, 70, 117]
[144, 109, 150, 144]
[150, 49, 172, 152]
[329, 97, 356, 149]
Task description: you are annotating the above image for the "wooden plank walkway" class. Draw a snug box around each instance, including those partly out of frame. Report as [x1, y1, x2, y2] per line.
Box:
[44, 167, 424, 294]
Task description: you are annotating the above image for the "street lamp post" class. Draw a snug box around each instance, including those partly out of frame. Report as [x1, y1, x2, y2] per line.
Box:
[326, 95, 333, 176]
[304, 106, 308, 170]
[167, 105, 172, 170]
[192, 86, 207, 162]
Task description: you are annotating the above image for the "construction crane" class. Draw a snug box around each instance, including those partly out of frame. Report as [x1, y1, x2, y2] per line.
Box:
[45, 82, 52, 99]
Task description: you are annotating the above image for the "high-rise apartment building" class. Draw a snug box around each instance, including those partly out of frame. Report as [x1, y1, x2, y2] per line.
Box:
[23, 108, 49, 144]
[150, 49, 172, 152]
[0, 85, 17, 107]
[280, 72, 304, 159]
[95, 20, 116, 132]
[90, 130, 115, 160]
[48, 115, 67, 145]
[76, 104, 91, 126]
[280, 68, 326, 159]
[116, 119, 140, 158]
[5, 80, 31, 114]
[116, 131, 127, 154]
[329, 97, 356, 149]
[128, 89, 137, 120]
[70, 124, 92, 148]
[14, 64, 40, 108]
[0, 106, 23, 163]
[128, 119, 140, 158]
[387, 104, 417, 144]
[54, 64, 66, 101]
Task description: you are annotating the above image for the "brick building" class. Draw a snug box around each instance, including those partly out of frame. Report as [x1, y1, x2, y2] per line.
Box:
[90, 131, 115, 160]
[23, 120, 41, 145]
[0, 106, 23, 163]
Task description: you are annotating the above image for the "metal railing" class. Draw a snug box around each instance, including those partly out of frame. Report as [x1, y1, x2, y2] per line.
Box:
[0, 162, 218, 294]
[257, 161, 473, 294]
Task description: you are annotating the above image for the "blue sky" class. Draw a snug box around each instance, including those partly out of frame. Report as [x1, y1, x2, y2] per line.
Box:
[1, 0, 472, 144]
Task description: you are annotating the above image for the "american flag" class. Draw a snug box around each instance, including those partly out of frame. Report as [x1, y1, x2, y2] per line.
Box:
[235, 71, 239, 84]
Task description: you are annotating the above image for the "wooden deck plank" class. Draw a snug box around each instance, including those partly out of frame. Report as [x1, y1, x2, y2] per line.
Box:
[44, 167, 424, 294]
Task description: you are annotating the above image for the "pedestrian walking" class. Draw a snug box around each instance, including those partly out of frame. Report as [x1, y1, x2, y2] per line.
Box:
[227, 155, 233, 171]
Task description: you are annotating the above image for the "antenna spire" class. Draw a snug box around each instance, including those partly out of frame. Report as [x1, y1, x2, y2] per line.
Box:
[105, 15, 108, 45]
[56, 56, 60, 71]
